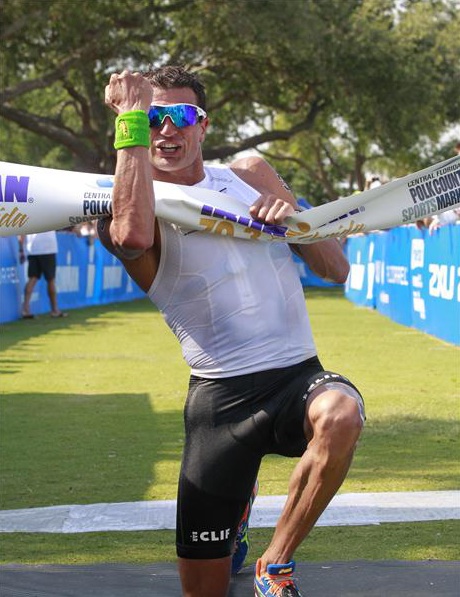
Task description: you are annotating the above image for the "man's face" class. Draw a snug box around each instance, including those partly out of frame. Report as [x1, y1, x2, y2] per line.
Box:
[148, 86, 208, 185]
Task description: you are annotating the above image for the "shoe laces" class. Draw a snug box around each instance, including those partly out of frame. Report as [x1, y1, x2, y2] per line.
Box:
[263, 573, 300, 597]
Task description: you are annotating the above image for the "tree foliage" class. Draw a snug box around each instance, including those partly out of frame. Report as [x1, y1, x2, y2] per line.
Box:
[264, 0, 460, 200]
[0, 0, 458, 200]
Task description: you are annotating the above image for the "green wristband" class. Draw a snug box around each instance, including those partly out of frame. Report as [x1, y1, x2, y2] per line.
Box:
[114, 110, 150, 150]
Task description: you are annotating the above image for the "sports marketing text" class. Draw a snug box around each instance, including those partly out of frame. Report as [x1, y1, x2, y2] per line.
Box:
[402, 162, 460, 223]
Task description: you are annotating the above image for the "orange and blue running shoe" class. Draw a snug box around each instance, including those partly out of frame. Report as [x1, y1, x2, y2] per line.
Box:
[254, 560, 303, 597]
[231, 479, 259, 575]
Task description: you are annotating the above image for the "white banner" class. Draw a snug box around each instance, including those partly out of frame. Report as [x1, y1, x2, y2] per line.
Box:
[1, 156, 459, 242]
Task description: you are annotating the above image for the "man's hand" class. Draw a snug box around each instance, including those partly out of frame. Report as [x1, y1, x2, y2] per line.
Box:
[249, 193, 296, 225]
[105, 70, 153, 115]
[230, 156, 298, 225]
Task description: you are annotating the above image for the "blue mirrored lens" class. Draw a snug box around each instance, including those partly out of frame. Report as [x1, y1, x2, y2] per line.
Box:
[148, 104, 201, 128]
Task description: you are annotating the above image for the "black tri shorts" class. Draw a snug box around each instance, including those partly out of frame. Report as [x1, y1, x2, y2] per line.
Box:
[176, 356, 362, 560]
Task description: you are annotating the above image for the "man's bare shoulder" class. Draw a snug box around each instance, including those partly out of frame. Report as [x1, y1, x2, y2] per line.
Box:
[230, 155, 269, 175]
[230, 156, 299, 213]
[230, 156, 277, 191]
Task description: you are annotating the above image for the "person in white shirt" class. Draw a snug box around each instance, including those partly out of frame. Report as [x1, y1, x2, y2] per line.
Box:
[19, 231, 67, 319]
[428, 208, 460, 233]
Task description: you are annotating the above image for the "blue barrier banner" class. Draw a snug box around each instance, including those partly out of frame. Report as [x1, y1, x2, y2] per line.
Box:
[0, 233, 145, 323]
[345, 224, 460, 345]
[420, 225, 460, 345]
[344, 234, 376, 308]
[93, 239, 145, 305]
[1, 233, 337, 324]
[55, 235, 145, 310]
[0, 237, 23, 322]
[5, 227, 457, 345]
[376, 227, 413, 326]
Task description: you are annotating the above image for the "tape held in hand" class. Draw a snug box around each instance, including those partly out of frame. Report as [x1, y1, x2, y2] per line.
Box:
[114, 110, 150, 150]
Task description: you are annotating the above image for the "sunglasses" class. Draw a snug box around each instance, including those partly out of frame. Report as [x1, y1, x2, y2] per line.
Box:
[148, 103, 207, 128]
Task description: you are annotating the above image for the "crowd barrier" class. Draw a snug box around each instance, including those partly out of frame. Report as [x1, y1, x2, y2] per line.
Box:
[5, 227, 455, 344]
[345, 224, 460, 345]
[0, 233, 336, 324]
[0, 234, 145, 323]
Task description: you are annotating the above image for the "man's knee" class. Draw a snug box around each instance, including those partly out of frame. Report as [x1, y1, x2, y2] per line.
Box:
[306, 384, 364, 447]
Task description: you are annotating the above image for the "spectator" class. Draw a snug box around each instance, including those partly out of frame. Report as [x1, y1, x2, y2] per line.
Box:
[428, 208, 460, 234]
[19, 231, 67, 319]
[415, 217, 433, 231]
[365, 176, 382, 191]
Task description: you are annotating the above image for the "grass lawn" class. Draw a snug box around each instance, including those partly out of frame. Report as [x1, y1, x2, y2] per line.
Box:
[0, 288, 459, 563]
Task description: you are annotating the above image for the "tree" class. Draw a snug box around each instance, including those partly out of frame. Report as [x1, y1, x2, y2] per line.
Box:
[264, 0, 460, 201]
[1, 0, 458, 202]
[0, 0, 185, 172]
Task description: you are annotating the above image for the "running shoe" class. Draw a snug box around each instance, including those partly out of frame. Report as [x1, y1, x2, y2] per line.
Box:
[231, 479, 259, 575]
[254, 560, 303, 597]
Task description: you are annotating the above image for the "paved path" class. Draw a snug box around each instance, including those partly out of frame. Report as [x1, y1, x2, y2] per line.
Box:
[1, 561, 459, 596]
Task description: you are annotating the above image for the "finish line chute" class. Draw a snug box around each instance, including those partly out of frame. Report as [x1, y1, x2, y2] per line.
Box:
[1, 156, 459, 242]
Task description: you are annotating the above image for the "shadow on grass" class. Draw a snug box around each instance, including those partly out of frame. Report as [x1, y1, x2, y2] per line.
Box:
[1, 291, 458, 509]
[1, 298, 186, 510]
[0, 391, 183, 510]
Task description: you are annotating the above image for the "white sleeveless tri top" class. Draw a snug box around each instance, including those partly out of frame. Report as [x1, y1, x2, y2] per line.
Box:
[148, 164, 317, 378]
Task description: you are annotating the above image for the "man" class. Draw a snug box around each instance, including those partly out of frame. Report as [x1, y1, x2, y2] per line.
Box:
[19, 231, 67, 319]
[100, 66, 365, 597]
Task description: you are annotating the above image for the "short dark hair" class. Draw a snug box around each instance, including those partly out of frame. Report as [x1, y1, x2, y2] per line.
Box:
[143, 65, 207, 111]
